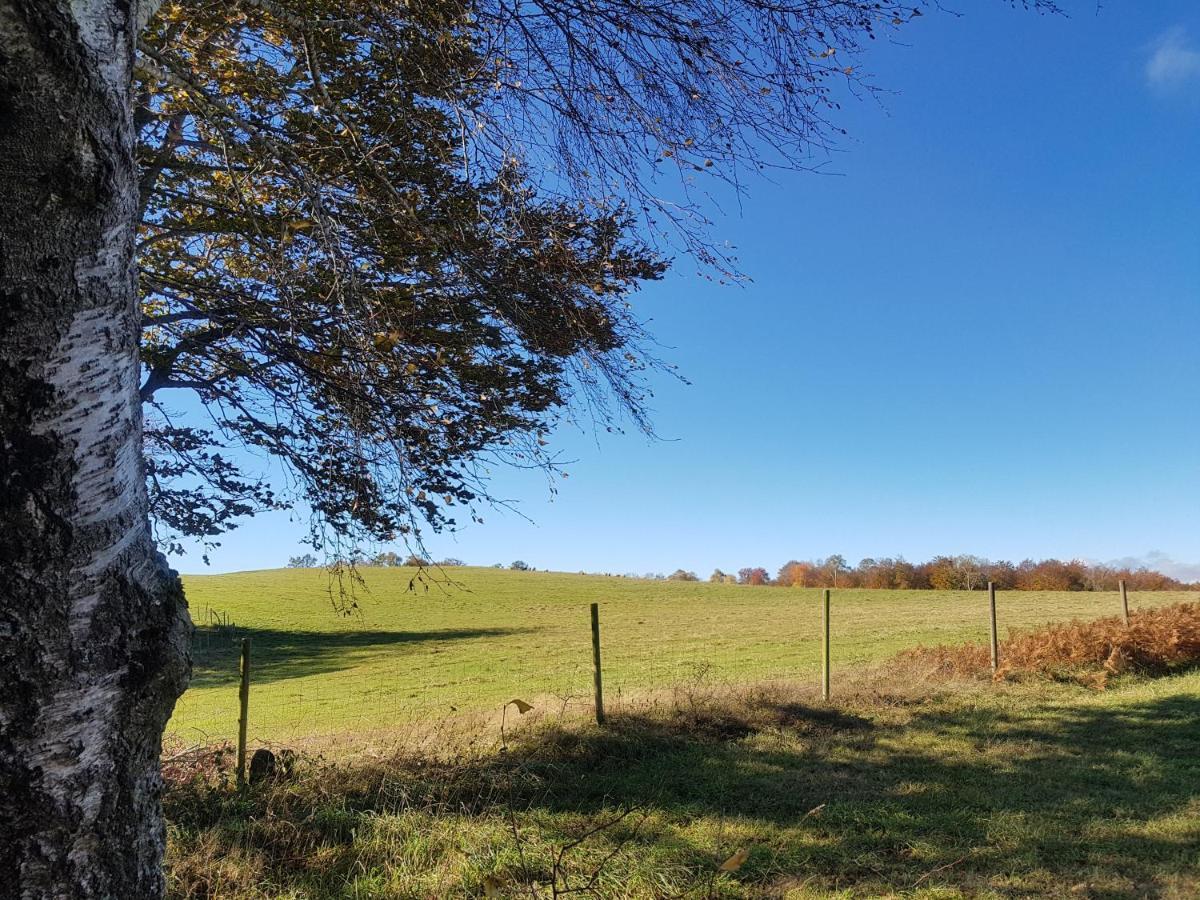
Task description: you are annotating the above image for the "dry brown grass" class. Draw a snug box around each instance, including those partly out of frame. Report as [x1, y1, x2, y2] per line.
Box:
[895, 601, 1200, 688]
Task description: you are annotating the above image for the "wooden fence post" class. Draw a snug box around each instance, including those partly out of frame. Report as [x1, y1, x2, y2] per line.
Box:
[237, 637, 250, 786]
[988, 582, 999, 673]
[821, 589, 831, 701]
[590, 603, 605, 725]
[1120, 579, 1130, 626]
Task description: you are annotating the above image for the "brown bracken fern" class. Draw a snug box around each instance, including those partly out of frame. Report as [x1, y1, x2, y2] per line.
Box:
[896, 602, 1200, 688]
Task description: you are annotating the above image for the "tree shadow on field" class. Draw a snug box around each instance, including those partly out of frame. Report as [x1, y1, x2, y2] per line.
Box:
[188, 625, 536, 688]
[486, 689, 1200, 897]
[166, 683, 1200, 898]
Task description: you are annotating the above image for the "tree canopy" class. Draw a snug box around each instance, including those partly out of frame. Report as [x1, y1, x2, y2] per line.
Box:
[134, 0, 1060, 559]
[137, 0, 666, 557]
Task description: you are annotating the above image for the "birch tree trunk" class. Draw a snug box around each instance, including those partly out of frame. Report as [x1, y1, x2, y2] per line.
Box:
[0, 0, 191, 896]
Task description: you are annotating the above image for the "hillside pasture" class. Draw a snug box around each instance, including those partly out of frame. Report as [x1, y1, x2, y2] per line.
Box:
[166, 665, 1200, 898]
[169, 567, 1197, 747]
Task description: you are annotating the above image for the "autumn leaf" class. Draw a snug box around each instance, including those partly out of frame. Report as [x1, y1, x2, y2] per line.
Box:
[372, 331, 401, 352]
[719, 847, 751, 872]
[280, 218, 315, 246]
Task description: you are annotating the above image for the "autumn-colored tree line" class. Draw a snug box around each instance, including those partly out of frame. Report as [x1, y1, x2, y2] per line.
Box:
[703, 555, 1196, 591]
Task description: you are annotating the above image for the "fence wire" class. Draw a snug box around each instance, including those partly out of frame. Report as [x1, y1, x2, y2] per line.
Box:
[166, 585, 1180, 756]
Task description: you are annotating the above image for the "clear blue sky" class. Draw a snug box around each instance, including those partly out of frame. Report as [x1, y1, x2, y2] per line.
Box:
[177, 2, 1200, 579]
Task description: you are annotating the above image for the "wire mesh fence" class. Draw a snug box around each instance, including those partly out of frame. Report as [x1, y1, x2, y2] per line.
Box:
[165, 582, 1184, 760]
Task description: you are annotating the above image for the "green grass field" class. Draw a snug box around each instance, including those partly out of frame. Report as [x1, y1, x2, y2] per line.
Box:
[165, 569, 1200, 897]
[170, 567, 1197, 746]
[167, 661, 1200, 899]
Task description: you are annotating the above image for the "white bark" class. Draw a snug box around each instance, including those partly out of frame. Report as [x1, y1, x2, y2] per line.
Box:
[0, 0, 192, 895]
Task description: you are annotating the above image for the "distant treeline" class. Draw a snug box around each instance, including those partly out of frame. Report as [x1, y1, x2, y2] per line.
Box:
[672, 556, 1196, 591]
[290, 550, 1195, 592]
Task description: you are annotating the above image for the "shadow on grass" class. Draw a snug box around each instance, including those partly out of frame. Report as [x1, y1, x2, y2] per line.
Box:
[167, 685, 1200, 898]
[485, 691, 1198, 896]
[188, 625, 536, 688]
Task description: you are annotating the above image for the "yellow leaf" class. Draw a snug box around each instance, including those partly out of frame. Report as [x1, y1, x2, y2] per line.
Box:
[509, 698, 533, 714]
[719, 847, 751, 872]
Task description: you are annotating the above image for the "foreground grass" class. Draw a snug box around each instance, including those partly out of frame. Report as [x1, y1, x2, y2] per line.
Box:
[166, 669, 1200, 899]
[170, 567, 1197, 745]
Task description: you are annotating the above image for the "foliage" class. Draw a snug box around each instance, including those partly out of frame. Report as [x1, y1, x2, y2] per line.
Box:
[509, 560, 531, 571]
[759, 555, 1196, 590]
[737, 567, 769, 586]
[136, 0, 667, 559]
[898, 602, 1200, 688]
[775, 560, 811, 587]
[132, 0, 1064, 561]
[286, 553, 317, 568]
[667, 569, 699, 582]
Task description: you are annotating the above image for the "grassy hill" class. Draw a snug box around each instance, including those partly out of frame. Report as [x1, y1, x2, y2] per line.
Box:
[169, 567, 1196, 746]
[166, 570, 1200, 897]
